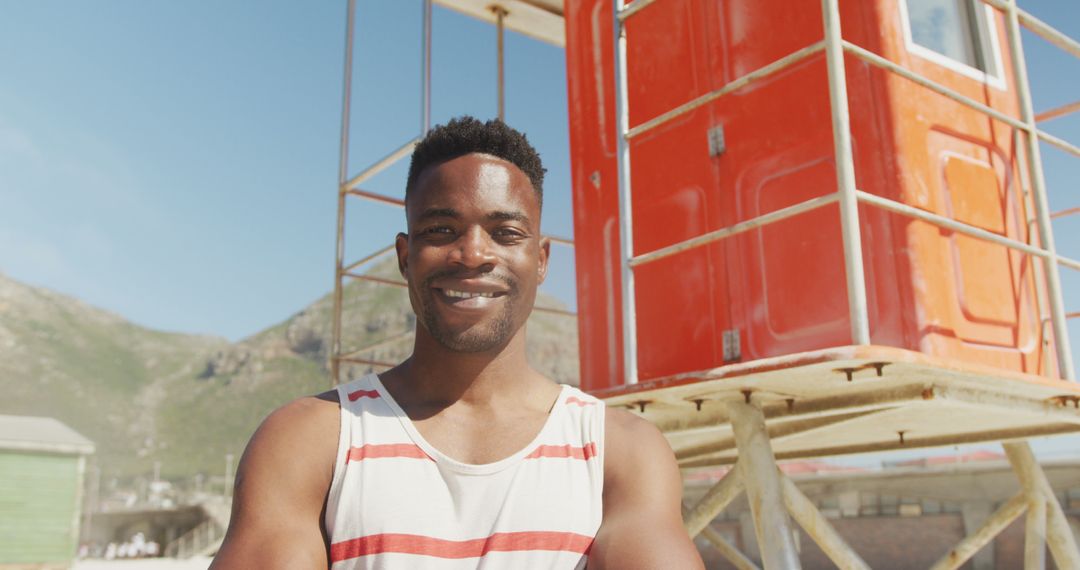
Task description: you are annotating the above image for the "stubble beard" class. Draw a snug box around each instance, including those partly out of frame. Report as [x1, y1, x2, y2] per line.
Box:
[417, 272, 522, 353]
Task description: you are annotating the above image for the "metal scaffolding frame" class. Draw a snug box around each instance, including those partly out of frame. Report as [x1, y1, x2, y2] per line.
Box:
[326, 0, 1080, 566]
[330, 0, 576, 387]
[611, 0, 1080, 567]
[678, 397, 1080, 570]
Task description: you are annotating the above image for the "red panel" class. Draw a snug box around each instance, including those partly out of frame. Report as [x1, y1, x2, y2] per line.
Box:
[564, 0, 1051, 391]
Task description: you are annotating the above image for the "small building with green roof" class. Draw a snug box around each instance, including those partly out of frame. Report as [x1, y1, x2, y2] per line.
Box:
[0, 415, 94, 569]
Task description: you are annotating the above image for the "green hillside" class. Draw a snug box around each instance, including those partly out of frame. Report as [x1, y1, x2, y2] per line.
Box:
[0, 261, 579, 482]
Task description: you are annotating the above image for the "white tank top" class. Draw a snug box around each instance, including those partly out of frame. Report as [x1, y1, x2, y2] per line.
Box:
[325, 373, 605, 569]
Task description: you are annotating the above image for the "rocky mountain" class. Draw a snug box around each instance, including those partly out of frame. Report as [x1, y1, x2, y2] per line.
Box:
[0, 260, 578, 481]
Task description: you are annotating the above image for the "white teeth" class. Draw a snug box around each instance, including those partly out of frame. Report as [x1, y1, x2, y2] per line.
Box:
[443, 289, 495, 299]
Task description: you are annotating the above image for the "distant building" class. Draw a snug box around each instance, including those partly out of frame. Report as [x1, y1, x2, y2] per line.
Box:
[0, 415, 94, 569]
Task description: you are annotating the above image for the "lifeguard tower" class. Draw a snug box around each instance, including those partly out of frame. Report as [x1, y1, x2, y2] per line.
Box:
[328, 1, 1080, 567]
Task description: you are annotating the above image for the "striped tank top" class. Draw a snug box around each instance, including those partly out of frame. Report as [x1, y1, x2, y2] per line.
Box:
[325, 373, 606, 569]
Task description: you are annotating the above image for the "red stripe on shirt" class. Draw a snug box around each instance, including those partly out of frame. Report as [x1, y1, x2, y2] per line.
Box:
[346, 444, 431, 461]
[330, 531, 593, 562]
[565, 396, 596, 406]
[347, 389, 380, 401]
[525, 443, 598, 460]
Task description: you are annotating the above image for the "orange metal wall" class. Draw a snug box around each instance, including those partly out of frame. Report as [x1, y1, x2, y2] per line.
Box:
[564, 0, 1054, 391]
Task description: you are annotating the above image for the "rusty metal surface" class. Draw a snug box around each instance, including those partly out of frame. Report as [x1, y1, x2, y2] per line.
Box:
[597, 346, 1080, 465]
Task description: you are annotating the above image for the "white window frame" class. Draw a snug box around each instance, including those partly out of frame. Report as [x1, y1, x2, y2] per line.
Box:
[898, 0, 1007, 91]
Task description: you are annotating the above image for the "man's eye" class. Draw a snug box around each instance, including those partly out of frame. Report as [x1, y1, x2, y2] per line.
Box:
[493, 229, 526, 241]
[422, 227, 453, 235]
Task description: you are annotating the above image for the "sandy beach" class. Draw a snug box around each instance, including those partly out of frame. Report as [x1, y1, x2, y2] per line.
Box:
[73, 558, 212, 570]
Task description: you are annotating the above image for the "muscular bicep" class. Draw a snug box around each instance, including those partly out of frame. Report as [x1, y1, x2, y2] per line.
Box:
[211, 395, 339, 570]
[589, 409, 704, 570]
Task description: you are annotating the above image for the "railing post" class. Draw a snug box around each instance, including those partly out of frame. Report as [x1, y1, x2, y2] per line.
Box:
[1002, 0, 1075, 380]
[613, 0, 639, 385]
[331, 0, 358, 387]
[822, 0, 871, 346]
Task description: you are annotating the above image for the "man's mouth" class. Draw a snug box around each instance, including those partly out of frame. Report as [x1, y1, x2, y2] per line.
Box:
[433, 287, 509, 308]
[443, 289, 499, 299]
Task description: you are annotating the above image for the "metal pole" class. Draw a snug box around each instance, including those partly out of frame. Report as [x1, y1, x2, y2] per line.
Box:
[1035, 99, 1080, 123]
[1004, 441, 1080, 569]
[929, 493, 1028, 570]
[728, 400, 802, 569]
[855, 190, 1054, 259]
[631, 193, 840, 267]
[493, 5, 507, 122]
[613, 0, 639, 385]
[421, 0, 432, 134]
[627, 41, 825, 140]
[684, 464, 744, 537]
[1024, 493, 1047, 570]
[821, 0, 871, 345]
[781, 476, 870, 570]
[616, 0, 659, 22]
[1003, 0, 1075, 380]
[979, 0, 1080, 60]
[332, 0, 357, 387]
[684, 504, 761, 570]
[344, 138, 420, 190]
[842, 40, 1080, 160]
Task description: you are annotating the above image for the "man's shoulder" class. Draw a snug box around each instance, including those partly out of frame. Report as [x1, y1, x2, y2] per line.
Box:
[265, 389, 340, 432]
[604, 406, 665, 440]
[603, 406, 673, 472]
[211, 389, 342, 568]
[244, 389, 341, 469]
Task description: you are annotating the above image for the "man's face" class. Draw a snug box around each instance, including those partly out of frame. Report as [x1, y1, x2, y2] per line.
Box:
[397, 153, 549, 353]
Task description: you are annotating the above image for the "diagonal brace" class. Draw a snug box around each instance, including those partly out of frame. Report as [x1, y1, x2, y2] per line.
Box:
[684, 462, 744, 537]
[929, 492, 1028, 570]
[1004, 441, 1080, 569]
[781, 475, 870, 570]
[683, 503, 761, 570]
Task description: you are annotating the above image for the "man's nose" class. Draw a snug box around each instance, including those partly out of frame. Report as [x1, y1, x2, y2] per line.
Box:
[450, 227, 497, 269]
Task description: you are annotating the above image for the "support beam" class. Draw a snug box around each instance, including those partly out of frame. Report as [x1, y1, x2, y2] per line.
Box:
[931, 493, 1027, 570]
[1003, 441, 1080, 569]
[821, 0, 870, 345]
[728, 400, 802, 569]
[331, 0, 358, 387]
[781, 476, 870, 570]
[684, 464, 744, 538]
[493, 5, 507, 121]
[683, 504, 761, 570]
[677, 408, 892, 463]
[657, 384, 930, 435]
[1025, 494, 1047, 570]
[612, 0, 638, 385]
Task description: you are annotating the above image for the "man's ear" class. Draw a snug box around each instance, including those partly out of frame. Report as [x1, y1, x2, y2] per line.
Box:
[537, 236, 551, 284]
[395, 232, 409, 278]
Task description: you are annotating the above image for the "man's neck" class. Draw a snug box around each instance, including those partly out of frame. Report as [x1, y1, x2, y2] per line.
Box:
[382, 328, 547, 411]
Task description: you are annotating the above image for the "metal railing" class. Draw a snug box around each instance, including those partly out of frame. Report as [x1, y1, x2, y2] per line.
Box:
[330, 0, 577, 386]
[611, 0, 1079, 384]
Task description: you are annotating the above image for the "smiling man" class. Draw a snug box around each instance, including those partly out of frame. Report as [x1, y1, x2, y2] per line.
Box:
[211, 117, 703, 569]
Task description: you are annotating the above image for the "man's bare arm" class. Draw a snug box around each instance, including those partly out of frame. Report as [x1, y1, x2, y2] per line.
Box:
[589, 408, 704, 570]
[211, 393, 339, 569]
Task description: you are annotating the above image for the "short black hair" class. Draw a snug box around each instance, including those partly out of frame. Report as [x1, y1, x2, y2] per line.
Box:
[405, 116, 546, 208]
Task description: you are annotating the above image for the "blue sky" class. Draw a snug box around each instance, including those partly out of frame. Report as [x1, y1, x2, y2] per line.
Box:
[0, 0, 1077, 366]
[0, 0, 574, 341]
